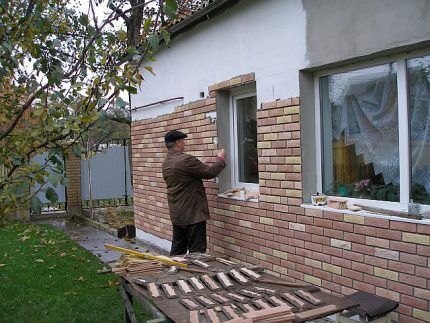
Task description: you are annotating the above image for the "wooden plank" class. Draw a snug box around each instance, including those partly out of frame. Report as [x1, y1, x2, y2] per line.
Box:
[293, 304, 339, 322]
[119, 284, 139, 323]
[243, 304, 292, 320]
[189, 310, 199, 323]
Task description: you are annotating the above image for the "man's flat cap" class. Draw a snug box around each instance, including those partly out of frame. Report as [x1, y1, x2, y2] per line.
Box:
[165, 130, 187, 143]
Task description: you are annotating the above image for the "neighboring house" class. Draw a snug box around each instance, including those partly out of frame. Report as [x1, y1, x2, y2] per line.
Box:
[131, 1, 430, 321]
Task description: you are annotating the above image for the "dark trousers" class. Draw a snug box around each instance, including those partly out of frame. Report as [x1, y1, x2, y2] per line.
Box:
[170, 221, 207, 256]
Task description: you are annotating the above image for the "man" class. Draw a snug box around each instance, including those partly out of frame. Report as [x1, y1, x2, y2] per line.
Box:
[162, 130, 226, 256]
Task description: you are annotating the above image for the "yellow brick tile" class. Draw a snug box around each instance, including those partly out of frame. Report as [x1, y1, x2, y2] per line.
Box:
[374, 267, 399, 281]
[344, 214, 365, 224]
[415, 287, 430, 300]
[264, 133, 278, 141]
[230, 77, 242, 86]
[253, 251, 267, 261]
[285, 157, 301, 165]
[271, 173, 286, 180]
[402, 232, 430, 245]
[230, 205, 241, 212]
[284, 106, 300, 115]
[413, 309, 430, 322]
[330, 239, 351, 250]
[239, 220, 252, 228]
[266, 195, 281, 204]
[323, 263, 342, 275]
[260, 217, 274, 225]
[293, 165, 302, 172]
[304, 274, 321, 286]
[258, 142, 271, 149]
[214, 245, 224, 253]
[289, 223, 305, 232]
[286, 189, 301, 198]
[224, 236, 235, 244]
[273, 250, 288, 259]
[276, 116, 292, 124]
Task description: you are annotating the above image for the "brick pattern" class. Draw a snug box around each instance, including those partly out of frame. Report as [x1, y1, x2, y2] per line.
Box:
[131, 74, 430, 322]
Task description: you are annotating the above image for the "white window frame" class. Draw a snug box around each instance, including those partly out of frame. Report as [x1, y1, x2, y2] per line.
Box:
[230, 91, 259, 192]
[314, 48, 430, 213]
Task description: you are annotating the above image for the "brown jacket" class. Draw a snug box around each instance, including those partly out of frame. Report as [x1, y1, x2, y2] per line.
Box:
[162, 150, 226, 226]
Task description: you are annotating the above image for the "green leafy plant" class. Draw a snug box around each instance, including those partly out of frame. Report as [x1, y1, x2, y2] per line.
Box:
[0, 0, 178, 219]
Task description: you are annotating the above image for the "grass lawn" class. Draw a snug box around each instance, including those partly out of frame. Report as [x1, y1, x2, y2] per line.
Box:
[0, 222, 151, 322]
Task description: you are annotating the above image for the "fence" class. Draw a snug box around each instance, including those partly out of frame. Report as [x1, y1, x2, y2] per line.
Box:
[81, 141, 133, 208]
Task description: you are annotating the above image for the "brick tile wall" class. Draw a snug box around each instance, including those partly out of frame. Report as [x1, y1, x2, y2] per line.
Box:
[131, 74, 430, 322]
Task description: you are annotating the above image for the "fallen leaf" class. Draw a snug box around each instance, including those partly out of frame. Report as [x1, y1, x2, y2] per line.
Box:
[35, 259, 44, 263]
[19, 236, 30, 242]
[77, 276, 85, 282]
[107, 280, 119, 287]
[64, 291, 78, 295]
[60, 252, 67, 257]
[0, 264, 6, 267]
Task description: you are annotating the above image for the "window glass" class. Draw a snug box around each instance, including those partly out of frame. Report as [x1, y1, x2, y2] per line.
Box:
[408, 55, 430, 205]
[320, 63, 400, 201]
[236, 95, 258, 184]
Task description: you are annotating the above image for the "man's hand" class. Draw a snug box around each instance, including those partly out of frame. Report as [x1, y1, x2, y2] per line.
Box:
[218, 149, 226, 160]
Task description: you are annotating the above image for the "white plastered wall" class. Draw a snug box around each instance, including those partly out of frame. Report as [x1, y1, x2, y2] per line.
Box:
[131, 0, 307, 121]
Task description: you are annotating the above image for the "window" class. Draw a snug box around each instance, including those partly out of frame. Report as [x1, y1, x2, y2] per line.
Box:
[230, 92, 259, 191]
[316, 52, 430, 210]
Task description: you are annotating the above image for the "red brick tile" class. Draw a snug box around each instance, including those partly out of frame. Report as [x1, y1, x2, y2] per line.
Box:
[399, 273, 427, 287]
[390, 221, 417, 232]
[401, 294, 428, 310]
[399, 253, 428, 266]
[364, 217, 390, 228]
[390, 241, 417, 254]
[388, 260, 415, 274]
[387, 281, 413, 296]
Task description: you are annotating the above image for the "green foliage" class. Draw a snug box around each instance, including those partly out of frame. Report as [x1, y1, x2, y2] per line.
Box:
[0, 222, 152, 322]
[0, 0, 177, 219]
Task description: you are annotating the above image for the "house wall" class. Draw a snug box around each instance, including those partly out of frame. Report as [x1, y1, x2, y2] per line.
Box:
[132, 74, 430, 322]
[131, 1, 430, 322]
[303, 0, 430, 69]
[131, 0, 307, 120]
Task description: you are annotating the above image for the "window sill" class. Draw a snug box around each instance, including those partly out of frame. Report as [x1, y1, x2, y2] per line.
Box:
[301, 203, 430, 225]
[217, 193, 259, 203]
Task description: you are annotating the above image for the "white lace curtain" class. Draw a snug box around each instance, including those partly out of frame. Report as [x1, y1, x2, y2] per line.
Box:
[328, 62, 430, 193]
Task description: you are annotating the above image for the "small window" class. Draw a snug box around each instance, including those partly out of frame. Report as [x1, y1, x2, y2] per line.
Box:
[231, 92, 259, 191]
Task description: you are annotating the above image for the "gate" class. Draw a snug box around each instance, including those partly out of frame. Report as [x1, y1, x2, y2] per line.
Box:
[30, 152, 67, 213]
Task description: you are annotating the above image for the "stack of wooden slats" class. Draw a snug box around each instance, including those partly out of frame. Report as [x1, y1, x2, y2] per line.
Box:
[111, 255, 162, 276]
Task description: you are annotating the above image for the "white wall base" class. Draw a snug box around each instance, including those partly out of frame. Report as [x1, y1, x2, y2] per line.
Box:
[136, 228, 172, 252]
